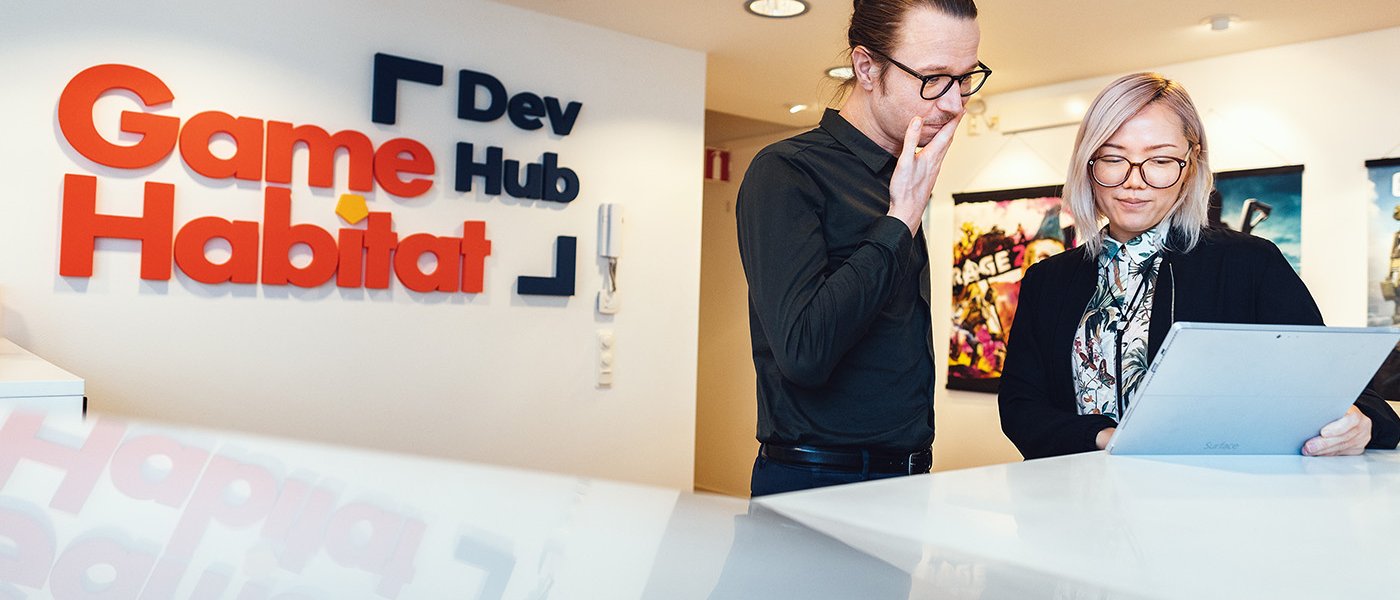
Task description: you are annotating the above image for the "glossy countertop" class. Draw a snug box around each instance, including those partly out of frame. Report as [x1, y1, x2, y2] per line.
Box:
[2, 408, 1395, 599]
[759, 450, 1400, 599]
[0, 410, 945, 599]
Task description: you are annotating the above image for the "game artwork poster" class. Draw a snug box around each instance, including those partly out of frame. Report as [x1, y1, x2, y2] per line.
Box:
[949, 185, 1072, 393]
[1211, 165, 1304, 273]
[1366, 158, 1400, 326]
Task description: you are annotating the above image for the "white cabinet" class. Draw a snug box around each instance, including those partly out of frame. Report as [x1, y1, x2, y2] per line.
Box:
[0, 338, 85, 420]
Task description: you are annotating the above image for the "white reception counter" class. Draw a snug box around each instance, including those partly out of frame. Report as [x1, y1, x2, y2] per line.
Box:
[759, 450, 1400, 599]
[0, 408, 1394, 599]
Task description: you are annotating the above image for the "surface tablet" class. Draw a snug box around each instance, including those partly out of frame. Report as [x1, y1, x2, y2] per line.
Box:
[1106, 322, 1400, 455]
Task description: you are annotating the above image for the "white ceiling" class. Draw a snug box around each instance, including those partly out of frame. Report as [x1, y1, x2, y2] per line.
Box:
[492, 0, 1400, 133]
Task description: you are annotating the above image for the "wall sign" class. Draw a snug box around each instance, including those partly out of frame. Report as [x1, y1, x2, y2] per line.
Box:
[703, 147, 730, 182]
[56, 53, 587, 297]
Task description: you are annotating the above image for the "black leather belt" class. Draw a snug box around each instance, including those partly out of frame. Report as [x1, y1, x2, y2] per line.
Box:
[760, 443, 932, 475]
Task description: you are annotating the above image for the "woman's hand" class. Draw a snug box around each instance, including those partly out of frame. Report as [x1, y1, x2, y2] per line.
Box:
[1303, 405, 1371, 456]
[888, 113, 963, 235]
[1096, 427, 1116, 450]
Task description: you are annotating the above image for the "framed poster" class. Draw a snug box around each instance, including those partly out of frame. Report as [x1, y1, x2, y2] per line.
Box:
[1211, 165, 1304, 273]
[949, 185, 1072, 393]
[1366, 158, 1400, 326]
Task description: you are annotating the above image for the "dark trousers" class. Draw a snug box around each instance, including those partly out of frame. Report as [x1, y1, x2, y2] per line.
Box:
[749, 454, 916, 497]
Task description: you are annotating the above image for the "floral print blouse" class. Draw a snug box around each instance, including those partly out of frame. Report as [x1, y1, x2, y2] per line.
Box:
[1073, 225, 1166, 420]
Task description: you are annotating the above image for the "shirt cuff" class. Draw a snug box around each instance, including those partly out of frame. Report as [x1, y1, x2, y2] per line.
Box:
[866, 215, 915, 273]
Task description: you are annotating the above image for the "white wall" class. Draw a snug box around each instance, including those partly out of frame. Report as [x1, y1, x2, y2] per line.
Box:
[929, 27, 1400, 469]
[0, 0, 705, 488]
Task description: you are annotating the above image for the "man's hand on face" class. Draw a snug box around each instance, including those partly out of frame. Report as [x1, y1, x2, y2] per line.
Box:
[888, 112, 964, 235]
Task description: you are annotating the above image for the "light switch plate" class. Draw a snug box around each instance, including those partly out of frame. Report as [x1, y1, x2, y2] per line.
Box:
[598, 289, 619, 315]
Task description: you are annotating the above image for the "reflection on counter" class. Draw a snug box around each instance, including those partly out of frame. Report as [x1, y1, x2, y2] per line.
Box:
[0, 409, 1088, 599]
[12, 407, 1371, 599]
[0, 410, 686, 598]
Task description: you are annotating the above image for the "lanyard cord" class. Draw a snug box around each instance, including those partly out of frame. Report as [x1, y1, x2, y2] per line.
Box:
[1114, 252, 1161, 420]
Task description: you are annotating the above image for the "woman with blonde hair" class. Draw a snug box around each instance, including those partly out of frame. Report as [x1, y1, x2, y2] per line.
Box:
[998, 72, 1399, 458]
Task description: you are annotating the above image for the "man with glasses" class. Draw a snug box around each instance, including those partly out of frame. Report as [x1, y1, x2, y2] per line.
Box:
[735, 0, 988, 496]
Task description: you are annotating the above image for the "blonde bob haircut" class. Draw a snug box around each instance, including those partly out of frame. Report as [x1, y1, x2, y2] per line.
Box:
[1064, 72, 1212, 257]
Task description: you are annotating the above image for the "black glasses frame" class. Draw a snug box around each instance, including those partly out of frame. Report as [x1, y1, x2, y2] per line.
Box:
[868, 49, 992, 100]
[1088, 155, 1188, 189]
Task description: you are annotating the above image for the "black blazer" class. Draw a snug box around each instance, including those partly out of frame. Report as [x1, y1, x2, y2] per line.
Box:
[999, 227, 1400, 459]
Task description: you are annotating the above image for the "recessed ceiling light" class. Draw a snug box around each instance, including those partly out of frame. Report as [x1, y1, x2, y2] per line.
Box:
[787, 103, 810, 114]
[745, 0, 809, 19]
[1064, 98, 1088, 118]
[1202, 14, 1240, 31]
[825, 66, 854, 80]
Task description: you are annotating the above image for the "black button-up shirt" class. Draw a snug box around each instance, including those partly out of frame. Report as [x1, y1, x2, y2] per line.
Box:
[736, 109, 935, 452]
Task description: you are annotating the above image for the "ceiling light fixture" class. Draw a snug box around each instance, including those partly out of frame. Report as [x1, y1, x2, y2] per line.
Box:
[1064, 98, 1088, 119]
[787, 103, 810, 114]
[1203, 14, 1240, 32]
[825, 66, 854, 80]
[745, 0, 809, 19]
[963, 98, 999, 136]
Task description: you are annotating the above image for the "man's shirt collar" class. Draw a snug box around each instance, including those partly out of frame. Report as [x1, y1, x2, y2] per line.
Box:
[820, 108, 896, 175]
